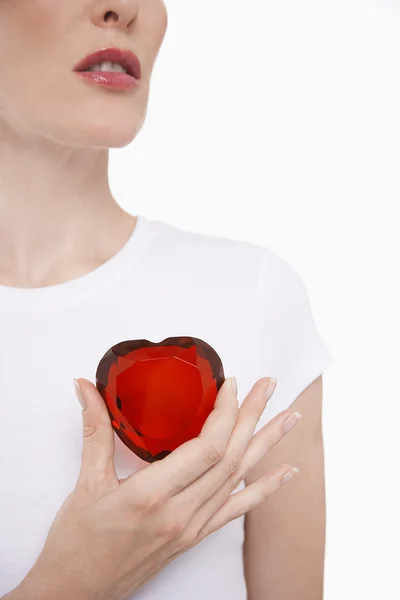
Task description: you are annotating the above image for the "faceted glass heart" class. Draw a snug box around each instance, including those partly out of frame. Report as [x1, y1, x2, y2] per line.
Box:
[96, 336, 225, 462]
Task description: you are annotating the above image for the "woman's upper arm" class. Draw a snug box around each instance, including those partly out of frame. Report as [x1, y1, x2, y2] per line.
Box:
[240, 247, 333, 597]
[243, 375, 326, 600]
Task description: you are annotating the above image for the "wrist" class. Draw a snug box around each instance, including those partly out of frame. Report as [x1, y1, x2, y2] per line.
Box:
[9, 566, 89, 600]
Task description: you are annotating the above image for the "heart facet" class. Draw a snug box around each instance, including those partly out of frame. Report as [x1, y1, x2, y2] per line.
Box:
[96, 336, 225, 462]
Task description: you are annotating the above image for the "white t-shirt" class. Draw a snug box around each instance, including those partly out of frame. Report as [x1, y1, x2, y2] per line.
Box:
[0, 214, 334, 597]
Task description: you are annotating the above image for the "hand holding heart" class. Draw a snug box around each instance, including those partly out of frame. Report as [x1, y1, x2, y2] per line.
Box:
[13, 376, 300, 600]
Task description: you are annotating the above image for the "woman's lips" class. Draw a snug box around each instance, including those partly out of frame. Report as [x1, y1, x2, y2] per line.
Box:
[73, 46, 141, 90]
[74, 70, 140, 90]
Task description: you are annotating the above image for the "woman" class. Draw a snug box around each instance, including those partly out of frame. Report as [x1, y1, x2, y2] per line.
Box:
[0, 2, 334, 599]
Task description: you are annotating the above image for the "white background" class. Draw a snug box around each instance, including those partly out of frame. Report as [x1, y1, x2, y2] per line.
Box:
[109, 1, 400, 598]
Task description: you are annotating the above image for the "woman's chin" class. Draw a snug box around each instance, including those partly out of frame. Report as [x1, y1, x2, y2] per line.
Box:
[41, 118, 145, 150]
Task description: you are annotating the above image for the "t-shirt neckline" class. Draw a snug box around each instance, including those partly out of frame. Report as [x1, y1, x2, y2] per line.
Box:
[0, 213, 150, 309]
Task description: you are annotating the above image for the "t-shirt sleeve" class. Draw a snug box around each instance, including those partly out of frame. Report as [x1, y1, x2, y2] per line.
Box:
[253, 249, 335, 433]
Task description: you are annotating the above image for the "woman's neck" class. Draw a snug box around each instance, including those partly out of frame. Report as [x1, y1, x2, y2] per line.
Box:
[0, 128, 136, 289]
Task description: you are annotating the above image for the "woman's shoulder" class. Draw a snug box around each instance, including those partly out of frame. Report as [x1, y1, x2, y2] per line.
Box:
[150, 218, 322, 344]
[143, 215, 296, 284]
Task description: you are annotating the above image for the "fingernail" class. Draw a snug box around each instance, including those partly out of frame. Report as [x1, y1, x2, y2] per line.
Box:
[265, 377, 277, 401]
[73, 378, 87, 411]
[282, 411, 302, 434]
[229, 376, 237, 397]
[282, 467, 298, 485]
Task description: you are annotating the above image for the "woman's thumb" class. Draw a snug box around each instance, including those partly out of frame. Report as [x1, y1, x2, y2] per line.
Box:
[74, 378, 117, 492]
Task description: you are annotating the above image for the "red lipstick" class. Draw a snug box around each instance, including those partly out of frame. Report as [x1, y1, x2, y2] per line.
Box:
[73, 47, 141, 91]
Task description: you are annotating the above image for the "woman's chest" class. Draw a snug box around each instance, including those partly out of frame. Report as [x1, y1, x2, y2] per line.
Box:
[0, 301, 260, 594]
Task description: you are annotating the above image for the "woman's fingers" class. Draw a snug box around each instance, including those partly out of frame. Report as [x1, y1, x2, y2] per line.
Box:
[126, 377, 276, 509]
[121, 377, 275, 506]
[195, 463, 299, 542]
[120, 376, 240, 503]
[181, 408, 302, 533]
[167, 378, 278, 514]
[235, 408, 302, 479]
[75, 378, 118, 495]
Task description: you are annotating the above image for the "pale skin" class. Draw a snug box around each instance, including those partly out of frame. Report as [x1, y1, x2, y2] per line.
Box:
[0, 1, 326, 598]
[244, 375, 326, 599]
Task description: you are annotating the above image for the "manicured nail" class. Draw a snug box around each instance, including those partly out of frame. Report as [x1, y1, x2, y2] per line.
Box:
[73, 378, 87, 411]
[265, 377, 277, 401]
[282, 467, 299, 485]
[282, 411, 302, 434]
[229, 376, 237, 397]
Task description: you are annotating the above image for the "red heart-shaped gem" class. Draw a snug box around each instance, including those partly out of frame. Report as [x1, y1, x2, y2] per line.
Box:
[96, 336, 225, 462]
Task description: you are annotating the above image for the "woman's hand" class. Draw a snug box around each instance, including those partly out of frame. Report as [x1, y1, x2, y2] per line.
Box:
[14, 376, 299, 600]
